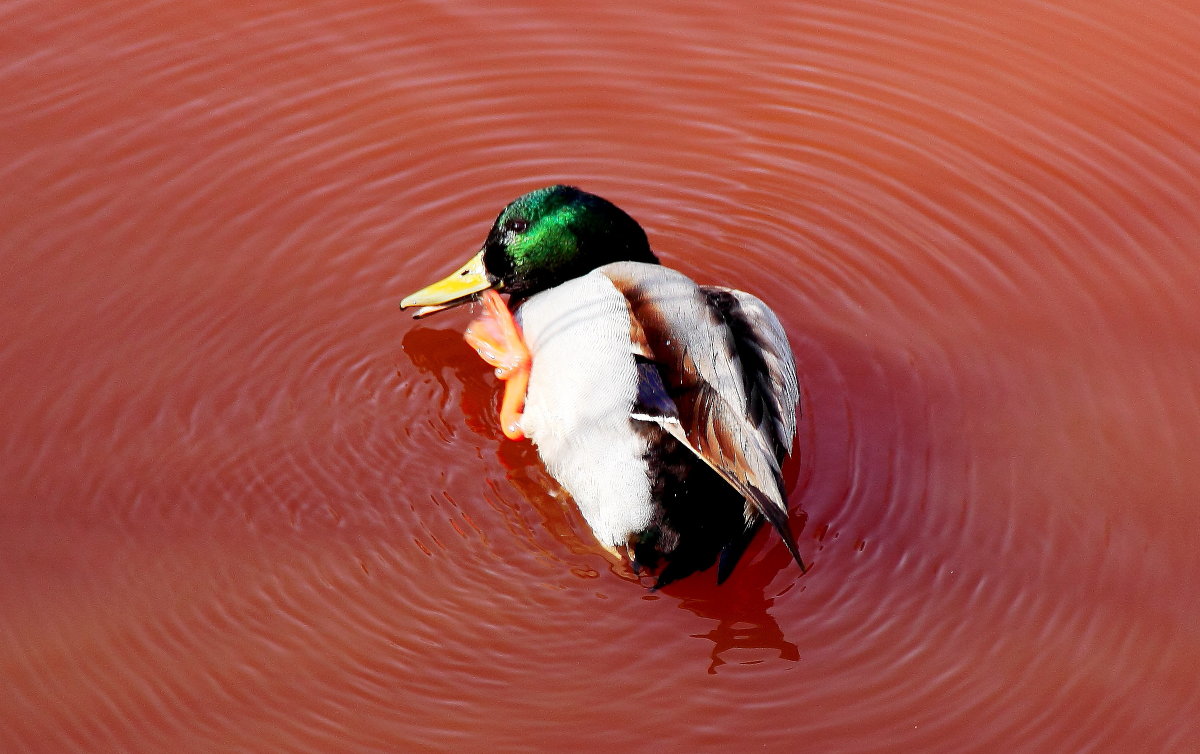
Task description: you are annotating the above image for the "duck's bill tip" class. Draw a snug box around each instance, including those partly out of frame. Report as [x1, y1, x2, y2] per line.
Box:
[399, 250, 493, 318]
[403, 300, 467, 319]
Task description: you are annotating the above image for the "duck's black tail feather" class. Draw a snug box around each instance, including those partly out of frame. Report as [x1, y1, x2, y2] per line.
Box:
[715, 518, 764, 584]
[749, 487, 807, 574]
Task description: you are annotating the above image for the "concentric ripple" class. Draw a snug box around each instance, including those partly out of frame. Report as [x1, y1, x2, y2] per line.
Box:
[2, 0, 1199, 750]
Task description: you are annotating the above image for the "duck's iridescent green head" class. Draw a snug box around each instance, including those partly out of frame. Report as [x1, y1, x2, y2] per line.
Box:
[401, 185, 659, 317]
[482, 185, 658, 296]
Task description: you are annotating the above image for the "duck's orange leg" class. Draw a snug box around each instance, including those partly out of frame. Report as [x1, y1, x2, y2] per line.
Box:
[463, 290, 530, 440]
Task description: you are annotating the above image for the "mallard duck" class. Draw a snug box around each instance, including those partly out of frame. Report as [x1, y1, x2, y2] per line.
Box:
[401, 185, 805, 586]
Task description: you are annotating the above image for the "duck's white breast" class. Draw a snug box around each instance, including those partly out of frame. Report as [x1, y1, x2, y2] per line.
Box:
[515, 270, 653, 547]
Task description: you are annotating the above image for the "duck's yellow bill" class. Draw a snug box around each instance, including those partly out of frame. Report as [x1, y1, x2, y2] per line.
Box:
[400, 250, 494, 318]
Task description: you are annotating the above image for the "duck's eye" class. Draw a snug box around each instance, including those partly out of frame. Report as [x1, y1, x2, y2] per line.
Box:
[504, 218, 529, 233]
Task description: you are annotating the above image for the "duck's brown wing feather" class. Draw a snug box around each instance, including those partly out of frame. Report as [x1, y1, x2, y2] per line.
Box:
[601, 262, 805, 573]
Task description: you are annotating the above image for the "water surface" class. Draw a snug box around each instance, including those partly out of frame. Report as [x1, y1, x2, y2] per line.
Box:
[2, 0, 1199, 750]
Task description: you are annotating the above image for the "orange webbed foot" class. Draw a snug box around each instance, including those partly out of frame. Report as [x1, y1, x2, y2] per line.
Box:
[464, 290, 530, 440]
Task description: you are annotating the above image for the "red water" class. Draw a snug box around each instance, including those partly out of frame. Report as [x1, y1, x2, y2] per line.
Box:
[3, 0, 1199, 750]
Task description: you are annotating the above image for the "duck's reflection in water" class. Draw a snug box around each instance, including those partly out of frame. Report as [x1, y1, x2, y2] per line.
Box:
[661, 540, 804, 674]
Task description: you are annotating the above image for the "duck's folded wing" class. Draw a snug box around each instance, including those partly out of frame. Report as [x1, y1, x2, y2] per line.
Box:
[699, 285, 799, 461]
[600, 262, 805, 571]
